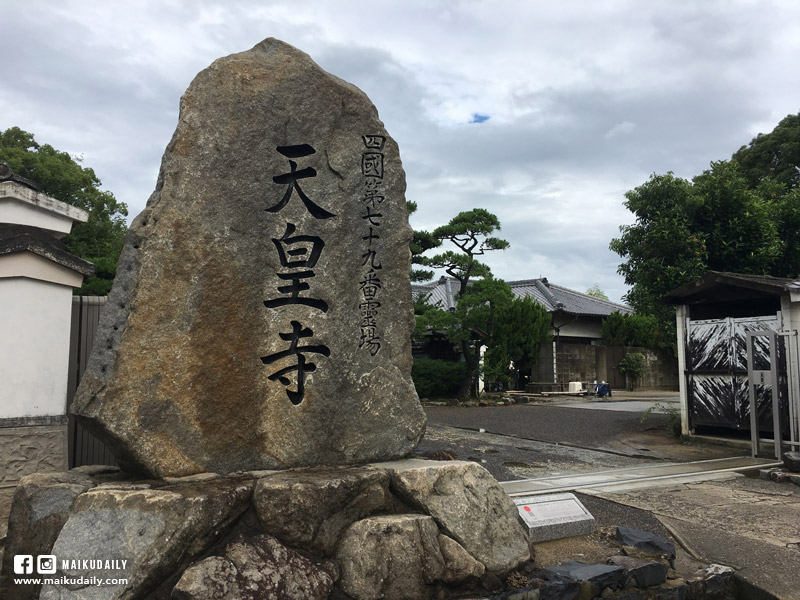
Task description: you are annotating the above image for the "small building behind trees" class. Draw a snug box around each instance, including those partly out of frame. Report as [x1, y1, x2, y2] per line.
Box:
[413, 276, 675, 391]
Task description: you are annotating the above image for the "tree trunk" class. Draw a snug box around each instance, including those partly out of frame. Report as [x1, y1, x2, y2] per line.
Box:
[456, 341, 481, 402]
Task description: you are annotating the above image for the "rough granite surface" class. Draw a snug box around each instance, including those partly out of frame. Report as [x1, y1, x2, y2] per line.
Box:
[71, 37, 425, 477]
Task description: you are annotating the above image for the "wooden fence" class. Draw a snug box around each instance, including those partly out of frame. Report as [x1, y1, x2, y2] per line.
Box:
[67, 296, 117, 468]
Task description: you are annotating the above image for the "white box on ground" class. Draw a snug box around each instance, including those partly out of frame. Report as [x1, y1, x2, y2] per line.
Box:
[513, 492, 595, 543]
[568, 381, 583, 393]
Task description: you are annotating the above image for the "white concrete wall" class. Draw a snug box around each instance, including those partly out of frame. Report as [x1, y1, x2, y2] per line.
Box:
[0, 181, 88, 237]
[0, 198, 73, 238]
[780, 297, 800, 444]
[0, 277, 74, 418]
[0, 252, 85, 287]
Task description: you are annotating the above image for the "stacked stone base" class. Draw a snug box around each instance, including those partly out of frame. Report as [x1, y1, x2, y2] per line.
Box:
[0, 460, 533, 600]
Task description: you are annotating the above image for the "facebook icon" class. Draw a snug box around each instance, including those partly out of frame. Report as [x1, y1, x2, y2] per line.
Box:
[14, 555, 33, 574]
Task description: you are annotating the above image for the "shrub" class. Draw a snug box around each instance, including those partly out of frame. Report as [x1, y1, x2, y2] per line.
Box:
[618, 352, 647, 391]
[411, 358, 466, 398]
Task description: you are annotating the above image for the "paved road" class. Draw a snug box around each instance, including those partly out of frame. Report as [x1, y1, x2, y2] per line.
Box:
[415, 423, 647, 482]
[424, 403, 670, 451]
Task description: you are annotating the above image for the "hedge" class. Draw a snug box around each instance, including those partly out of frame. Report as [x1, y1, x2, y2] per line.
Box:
[411, 358, 466, 398]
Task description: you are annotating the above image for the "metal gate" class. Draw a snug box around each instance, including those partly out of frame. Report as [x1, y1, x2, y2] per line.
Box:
[686, 315, 785, 431]
[67, 296, 117, 468]
[746, 330, 800, 458]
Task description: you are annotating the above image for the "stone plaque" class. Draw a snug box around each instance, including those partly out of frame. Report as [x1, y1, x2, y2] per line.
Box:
[514, 493, 595, 542]
[71, 38, 426, 478]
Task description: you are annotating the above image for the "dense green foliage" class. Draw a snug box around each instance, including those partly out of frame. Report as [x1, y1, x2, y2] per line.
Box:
[415, 277, 512, 399]
[732, 113, 800, 191]
[485, 295, 551, 387]
[618, 352, 647, 391]
[407, 201, 441, 282]
[600, 311, 663, 350]
[0, 127, 128, 295]
[611, 112, 800, 345]
[411, 358, 467, 398]
[421, 208, 510, 295]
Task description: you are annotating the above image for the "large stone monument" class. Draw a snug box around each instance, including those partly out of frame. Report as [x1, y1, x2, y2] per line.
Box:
[1, 39, 537, 600]
[72, 38, 426, 478]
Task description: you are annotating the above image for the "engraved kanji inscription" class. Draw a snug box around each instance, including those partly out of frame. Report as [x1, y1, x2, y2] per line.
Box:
[267, 145, 336, 219]
[361, 249, 382, 271]
[362, 206, 383, 226]
[359, 272, 382, 299]
[272, 223, 324, 268]
[357, 134, 387, 356]
[359, 327, 381, 356]
[362, 135, 386, 150]
[261, 320, 330, 405]
[264, 222, 328, 312]
[361, 152, 384, 179]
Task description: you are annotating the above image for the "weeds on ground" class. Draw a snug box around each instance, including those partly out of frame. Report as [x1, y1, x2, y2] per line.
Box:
[640, 402, 682, 438]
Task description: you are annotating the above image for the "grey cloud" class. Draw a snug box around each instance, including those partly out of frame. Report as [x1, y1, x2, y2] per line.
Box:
[2, 0, 798, 306]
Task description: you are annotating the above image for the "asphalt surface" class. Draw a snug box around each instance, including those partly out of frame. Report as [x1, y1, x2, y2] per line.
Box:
[415, 422, 647, 482]
[424, 402, 671, 451]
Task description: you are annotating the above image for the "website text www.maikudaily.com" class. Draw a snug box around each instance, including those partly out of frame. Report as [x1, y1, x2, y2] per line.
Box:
[12, 555, 128, 588]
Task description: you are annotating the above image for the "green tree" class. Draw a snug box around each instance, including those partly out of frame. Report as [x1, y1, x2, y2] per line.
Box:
[406, 201, 441, 281]
[618, 352, 647, 391]
[415, 277, 513, 401]
[600, 311, 662, 349]
[610, 172, 706, 334]
[733, 112, 800, 190]
[415, 208, 511, 400]
[0, 127, 128, 295]
[422, 208, 510, 295]
[772, 186, 800, 277]
[585, 283, 609, 300]
[731, 112, 800, 276]
[691, 160, 780, 274]
[485, 295, 551, 389]
[611, 113, 800, 350]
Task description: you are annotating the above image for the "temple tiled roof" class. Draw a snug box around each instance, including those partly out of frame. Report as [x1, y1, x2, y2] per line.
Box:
[412, 276, 632, 316]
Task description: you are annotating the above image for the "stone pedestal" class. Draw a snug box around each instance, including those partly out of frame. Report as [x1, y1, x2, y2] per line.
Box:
[0, 460, 531, 600]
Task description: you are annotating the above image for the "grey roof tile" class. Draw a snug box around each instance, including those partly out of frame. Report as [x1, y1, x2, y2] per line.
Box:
[412, 276, 632, 316]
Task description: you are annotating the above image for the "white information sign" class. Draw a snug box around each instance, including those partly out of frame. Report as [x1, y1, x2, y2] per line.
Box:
[513, 492, 595, 542]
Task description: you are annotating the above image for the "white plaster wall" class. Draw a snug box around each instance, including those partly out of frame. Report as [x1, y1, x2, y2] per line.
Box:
[0, 198, 74, 237]
[780, 297, 800, 443]
[0, 181, 88, 236]
[554, 316, 602, 339]
[0, 252, 85, 287]
[0, 277, 73, 418]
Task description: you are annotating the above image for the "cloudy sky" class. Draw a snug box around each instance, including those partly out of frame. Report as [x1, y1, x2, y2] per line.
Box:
[3, 1, 799, 303]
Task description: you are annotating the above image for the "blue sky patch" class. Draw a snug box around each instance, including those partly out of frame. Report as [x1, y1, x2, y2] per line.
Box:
[470, 113, 490, 124]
